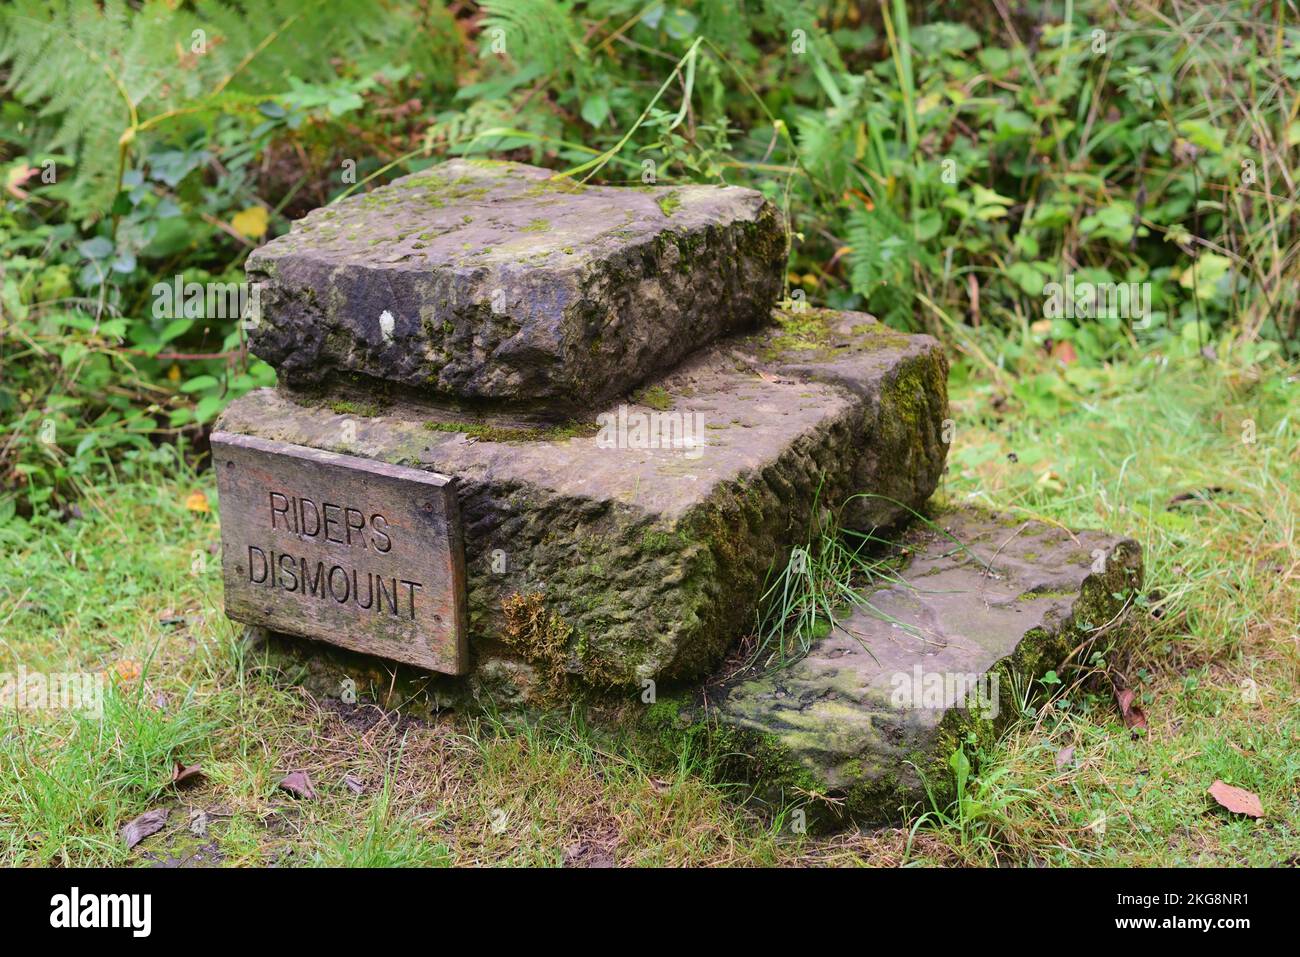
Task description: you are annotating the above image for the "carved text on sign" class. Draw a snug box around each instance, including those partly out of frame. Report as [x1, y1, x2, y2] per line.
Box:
[212, 432, 467, 674]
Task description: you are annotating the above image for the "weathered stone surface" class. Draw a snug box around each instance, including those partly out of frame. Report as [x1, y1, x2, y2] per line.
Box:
[647, 508, 1142, 827]
[245, 159, 786, 411]
[217, 309, 949, 693]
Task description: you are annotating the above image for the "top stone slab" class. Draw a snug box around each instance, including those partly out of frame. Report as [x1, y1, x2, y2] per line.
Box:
[246, 159, 786, 410]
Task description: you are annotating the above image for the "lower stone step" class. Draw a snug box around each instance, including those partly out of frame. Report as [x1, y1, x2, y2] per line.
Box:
[645, 508, 1143, 828]
[216, 308, 949, 698]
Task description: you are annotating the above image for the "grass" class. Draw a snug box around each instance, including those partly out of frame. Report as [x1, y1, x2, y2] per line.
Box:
[752, 492, 909, 668]
[929, 343, 1300, 865]
[0, 343, 1296, 866]
[752, 489, 993, 668]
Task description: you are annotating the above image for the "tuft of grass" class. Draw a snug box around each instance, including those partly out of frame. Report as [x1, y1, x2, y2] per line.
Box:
[752, 490, 944, 669]
[310, 753, 452, 867]
[631, 385, 674, 411]
[327, 398, 385, 418]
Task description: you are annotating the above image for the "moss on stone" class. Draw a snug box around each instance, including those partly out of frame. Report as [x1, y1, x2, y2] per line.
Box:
[326, 398, 386, 417]
[522, 177, 586, 198]
[422, 418, 597, 443]
[632, 385, 673, 411]
[635, 695, 829, 821]
[656, 191, 682, 217]
[640, 528, 683, 554]
[500, 591, 576, 699]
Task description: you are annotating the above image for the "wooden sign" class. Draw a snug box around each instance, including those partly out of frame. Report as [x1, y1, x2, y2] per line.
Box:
[212, 432, 468, 674]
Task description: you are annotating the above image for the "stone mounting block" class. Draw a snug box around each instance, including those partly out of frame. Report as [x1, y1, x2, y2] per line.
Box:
[245, 159, 787, 412]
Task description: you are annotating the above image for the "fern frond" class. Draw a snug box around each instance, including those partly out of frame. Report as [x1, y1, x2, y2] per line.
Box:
[479, 0, 590, 88]
[0, 0, 439, 218]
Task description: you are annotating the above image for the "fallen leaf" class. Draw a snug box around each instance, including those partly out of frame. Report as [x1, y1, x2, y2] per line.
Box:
[343, 774, 365, 796]
[1052, 340, 1078, 364]
[1055, 746, 1076, 770]
[121, 808, 168, 849]
[278, 771, 316, 799]
[112, 659, 142, 682]
[1208, 781, 1263, 818]
[231, 205, 269, 239]
[171, 762, 204, 787]
[1116, 687, 1148, 732]
[185, 490, 209, 513]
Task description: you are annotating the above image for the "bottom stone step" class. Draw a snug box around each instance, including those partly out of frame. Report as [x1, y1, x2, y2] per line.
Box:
[646, 508, 1143, 828]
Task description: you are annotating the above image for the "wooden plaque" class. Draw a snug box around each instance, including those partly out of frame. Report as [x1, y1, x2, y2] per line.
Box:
[212, 431, 468, 674]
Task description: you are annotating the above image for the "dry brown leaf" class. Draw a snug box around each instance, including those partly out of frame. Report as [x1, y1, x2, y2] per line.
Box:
[1208, 780, 1263, 818]
[1116, 687, 1148, 732]
[121, 808, 168, 849]
[112, 659, 142, 682]
[1052, 340, 1078, 364]
[278, 770, 316, 800]
[171, 762, 204, 787]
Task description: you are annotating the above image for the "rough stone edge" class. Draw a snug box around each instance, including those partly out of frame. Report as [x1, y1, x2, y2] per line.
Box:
[635, 513, 1145, 831]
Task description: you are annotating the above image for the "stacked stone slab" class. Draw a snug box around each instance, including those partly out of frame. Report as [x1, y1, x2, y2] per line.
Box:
[217, 159, 1141, 823]
[244, 158, 788, 412]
